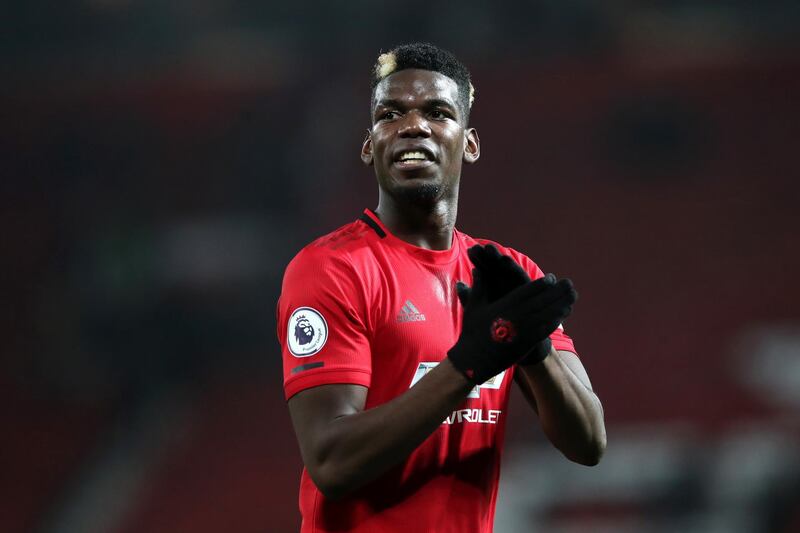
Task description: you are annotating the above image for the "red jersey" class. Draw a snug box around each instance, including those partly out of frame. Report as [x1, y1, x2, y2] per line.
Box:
[277, 209, 577, 533]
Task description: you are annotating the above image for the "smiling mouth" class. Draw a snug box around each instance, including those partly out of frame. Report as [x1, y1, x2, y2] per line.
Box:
[394, 159, 434, 170]
[393, 150, 435, 171]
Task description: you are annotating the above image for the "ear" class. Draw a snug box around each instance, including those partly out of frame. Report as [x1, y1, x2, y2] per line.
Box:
[463, 127, 480, 164]
[361, 130, 374, 166]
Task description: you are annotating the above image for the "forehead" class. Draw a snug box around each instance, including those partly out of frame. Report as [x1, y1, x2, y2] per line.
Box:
[373, 69, 460, 107]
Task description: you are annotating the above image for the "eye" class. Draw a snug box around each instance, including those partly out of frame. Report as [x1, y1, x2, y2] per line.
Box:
[379, 110, 399, 120]
[429, 109, 452, 120]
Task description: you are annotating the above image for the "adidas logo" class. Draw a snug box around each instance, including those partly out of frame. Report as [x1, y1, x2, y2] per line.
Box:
[397, 300, 426, 322]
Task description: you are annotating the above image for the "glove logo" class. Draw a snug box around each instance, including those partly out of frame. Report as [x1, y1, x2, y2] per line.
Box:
[490, 318, 516, 344]
[287, 307, 328, 357]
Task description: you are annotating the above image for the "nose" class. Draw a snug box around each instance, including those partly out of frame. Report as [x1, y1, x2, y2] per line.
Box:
[398, 111, 431, 138]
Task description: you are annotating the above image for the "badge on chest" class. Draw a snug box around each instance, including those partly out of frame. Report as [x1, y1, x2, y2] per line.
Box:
[409, 361, 507, 399]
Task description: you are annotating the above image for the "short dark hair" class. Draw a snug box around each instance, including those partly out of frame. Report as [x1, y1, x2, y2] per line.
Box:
[370, 43, 475, 123]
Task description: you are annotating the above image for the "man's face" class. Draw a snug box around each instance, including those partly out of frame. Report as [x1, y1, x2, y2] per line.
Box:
[362, 69, 479, 205]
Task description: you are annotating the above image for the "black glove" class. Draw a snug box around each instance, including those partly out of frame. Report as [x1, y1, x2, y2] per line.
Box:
[448, 266, 577, 385]
[466, 244, 576, 366]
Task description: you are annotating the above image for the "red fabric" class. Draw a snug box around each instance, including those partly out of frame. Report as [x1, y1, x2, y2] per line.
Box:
[276, 209, 579, 533]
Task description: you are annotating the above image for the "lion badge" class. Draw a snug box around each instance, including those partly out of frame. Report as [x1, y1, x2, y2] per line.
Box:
[287, 307, 328, 357]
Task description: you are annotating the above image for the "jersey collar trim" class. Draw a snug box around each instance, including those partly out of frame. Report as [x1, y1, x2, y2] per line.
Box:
[358, 211, 387, 238]
[359, 208, 462, 265]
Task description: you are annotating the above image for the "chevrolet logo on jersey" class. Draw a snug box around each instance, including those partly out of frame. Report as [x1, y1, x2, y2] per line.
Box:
[443, 408, 502, 425]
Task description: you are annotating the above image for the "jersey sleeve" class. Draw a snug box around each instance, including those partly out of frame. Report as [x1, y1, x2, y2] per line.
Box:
[277, 250, 372, 400]
[509, 250, 579, 356]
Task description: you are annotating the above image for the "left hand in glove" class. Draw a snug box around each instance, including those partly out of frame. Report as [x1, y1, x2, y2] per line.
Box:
[464, 244, 576, 366]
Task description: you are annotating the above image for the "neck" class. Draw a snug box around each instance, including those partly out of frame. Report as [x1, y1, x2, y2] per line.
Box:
[374, 187, 458, 251]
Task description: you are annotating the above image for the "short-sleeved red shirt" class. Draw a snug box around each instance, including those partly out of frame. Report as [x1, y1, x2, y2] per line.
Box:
[277, 209, 577, 533]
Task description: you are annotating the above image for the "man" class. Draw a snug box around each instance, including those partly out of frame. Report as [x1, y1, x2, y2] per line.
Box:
[277, 43, 606, 533]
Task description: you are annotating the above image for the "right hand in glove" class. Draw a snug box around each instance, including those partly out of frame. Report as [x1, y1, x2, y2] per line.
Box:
[447, 266, 578, 385]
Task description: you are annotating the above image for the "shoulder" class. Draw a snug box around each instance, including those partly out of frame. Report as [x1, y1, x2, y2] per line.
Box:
[283, 218, 377, 287]
[458, 231, 544, 279]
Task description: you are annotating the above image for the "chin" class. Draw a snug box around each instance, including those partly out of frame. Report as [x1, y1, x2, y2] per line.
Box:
[399, 182, 442, 204]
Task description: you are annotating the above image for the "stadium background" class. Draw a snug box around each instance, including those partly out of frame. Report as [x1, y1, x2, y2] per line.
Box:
[3, 1, 799, 532]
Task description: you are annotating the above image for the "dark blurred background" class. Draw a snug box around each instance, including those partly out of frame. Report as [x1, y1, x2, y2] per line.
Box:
[3, 1, 799, 532]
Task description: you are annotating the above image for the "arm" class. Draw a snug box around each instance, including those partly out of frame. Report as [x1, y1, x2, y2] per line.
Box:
[466, 244, 605, 465]
[288, 359, 473, 500]
[514, 349, 606, 465]
[287, 268, 573, 500]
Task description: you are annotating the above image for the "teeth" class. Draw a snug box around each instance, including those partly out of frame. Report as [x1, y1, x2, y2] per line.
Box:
[398, 151, 427, 161]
